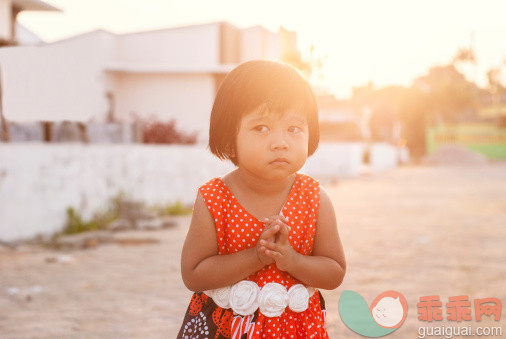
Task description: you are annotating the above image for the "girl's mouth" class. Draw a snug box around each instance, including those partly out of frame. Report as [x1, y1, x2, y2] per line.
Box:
[269, 158, 290, 165]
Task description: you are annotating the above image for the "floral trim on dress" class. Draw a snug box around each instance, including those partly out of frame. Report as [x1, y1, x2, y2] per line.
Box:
[177, 291, 328, 339]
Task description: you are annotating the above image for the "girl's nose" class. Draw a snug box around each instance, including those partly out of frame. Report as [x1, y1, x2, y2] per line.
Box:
[270, 131, 289, 150]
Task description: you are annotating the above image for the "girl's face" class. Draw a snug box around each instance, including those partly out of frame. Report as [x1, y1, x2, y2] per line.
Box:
[235, 107, 309, 181]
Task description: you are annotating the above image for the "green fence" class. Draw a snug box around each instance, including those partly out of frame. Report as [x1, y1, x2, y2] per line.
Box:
[426, 123, 506, 159]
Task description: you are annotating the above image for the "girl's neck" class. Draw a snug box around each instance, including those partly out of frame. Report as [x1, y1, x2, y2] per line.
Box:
[233, 168, 296, 197]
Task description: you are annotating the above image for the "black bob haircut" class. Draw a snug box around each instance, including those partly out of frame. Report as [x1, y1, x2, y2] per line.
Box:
[208, 59, 319, 166]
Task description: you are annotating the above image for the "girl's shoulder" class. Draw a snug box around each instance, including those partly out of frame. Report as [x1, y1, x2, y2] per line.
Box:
[197, 176, 232, 203]
[297, 173, 320, 186]
[199, 177, 223, 190]
[198, 171, 233, 191]
[295, 173, 321, 198]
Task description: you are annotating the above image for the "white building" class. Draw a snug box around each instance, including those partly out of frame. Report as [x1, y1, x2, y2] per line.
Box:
[0, 0, 59, 45]
[0, 20, 299, 143]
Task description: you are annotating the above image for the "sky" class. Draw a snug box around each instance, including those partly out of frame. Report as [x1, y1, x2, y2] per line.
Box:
[18, 0, 506, 98]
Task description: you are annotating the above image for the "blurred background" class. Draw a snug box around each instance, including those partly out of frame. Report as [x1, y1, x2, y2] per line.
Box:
[0, 1, 505, 338]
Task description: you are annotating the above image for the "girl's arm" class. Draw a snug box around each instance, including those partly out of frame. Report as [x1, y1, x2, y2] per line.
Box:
[181, 191, 279, 292]
[261, 186, 346, 290]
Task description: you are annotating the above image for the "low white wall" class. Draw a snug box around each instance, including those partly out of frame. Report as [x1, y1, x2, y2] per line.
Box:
[398, 147, 410, 164]
[301, 142, 364, 181]
[0, 142, 364, 241]
[369, 142, 399, 172]
[0, 144, 230, 241]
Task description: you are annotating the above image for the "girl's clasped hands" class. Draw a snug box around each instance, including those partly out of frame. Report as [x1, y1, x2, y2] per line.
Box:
[255, 214, 296, 271]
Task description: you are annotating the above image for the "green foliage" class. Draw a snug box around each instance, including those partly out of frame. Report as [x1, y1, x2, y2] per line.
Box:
[414, 65, 478, 122]
[452, 47, 476, 65]
[62, 207, 101, 235]
[282, 45, 326, 80]
[60, 193, 122, 236]
[162, 200, 192, 216]
[350, 61, 481, 158]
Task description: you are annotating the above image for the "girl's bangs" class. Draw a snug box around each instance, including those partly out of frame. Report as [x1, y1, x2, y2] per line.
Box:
[250, 75, 316, 120]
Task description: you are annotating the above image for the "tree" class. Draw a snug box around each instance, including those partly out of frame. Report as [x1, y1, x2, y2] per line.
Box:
[452, 47, 476, 66]
[413, 65, 477, 124]
[486, 66, 505, 97]
[282, 45, 325, 80]
[350, 63, 478, 159]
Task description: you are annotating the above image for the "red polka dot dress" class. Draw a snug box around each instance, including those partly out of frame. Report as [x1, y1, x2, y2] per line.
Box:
[178, 173, 329, 339]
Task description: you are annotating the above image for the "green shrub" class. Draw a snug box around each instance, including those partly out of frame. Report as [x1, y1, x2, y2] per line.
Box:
[60, 193, 122, 235]
[162, 200, 192, 216]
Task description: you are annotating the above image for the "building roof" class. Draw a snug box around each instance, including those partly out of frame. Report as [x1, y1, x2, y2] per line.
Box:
[15, 22, 44, 45]
[104, 63, 236, 75]
[13, 0, 61, 11]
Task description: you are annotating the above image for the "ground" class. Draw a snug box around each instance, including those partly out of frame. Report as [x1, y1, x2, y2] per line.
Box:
[1, 163, 505, 338]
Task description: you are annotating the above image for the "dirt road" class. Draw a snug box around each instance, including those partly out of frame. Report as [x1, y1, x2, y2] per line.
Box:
[1, 163, 505, 338]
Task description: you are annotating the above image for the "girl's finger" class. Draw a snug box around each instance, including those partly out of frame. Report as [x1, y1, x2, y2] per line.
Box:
[266, 214, 280, 223]
[260, 224, 279, 239]
[272, 218, 290, 233]
[283, 223, 291, 232]
[281, 223, 290, 237]
[261, 240, 277, 251]
[276, 225, 289, 244]
[265, 249, 282, 260]
[279, 214, 289, 224]
[274, 215, 290, 229]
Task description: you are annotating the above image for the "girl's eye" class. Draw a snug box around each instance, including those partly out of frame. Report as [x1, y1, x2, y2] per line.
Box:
[254, 125, 269, 132]
[288, 126, 302, 133]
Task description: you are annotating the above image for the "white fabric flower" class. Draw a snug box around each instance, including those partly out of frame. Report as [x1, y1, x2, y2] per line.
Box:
[258, 283, 288, 317]
[208, 286, 232, 309]
[287, 284, 310, 312]
[229, 281, 260, 316]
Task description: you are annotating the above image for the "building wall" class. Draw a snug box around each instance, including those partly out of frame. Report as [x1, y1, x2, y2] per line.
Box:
[220, 22, 241, 64]
[0, 22, 296, 136]
[241, 26, 283, 61]
[239, 26, 296, 62]
[0, 0, 12, 41]
[240, 26, 265, 61]
[0, 30, 117, 122]
[117, 23, 220, 66]
[110, 73, 215, 144]
[279, 27, 298, 57]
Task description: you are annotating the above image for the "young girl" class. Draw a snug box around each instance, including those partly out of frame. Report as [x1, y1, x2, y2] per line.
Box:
[178, 60, 346, 338]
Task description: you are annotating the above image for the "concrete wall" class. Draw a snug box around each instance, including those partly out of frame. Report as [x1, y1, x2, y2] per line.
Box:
[0, 22, 295, 145]
[241, 26, 281, 61]
[369, 142, 400, 171]
[117, 23, 220, 66]
[301, 142, 364, 181]
[111, 73, 215, 144]
[0, 142, 366, 241]
[0, 30, 117, 122]
[0, 24, 221, 127]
